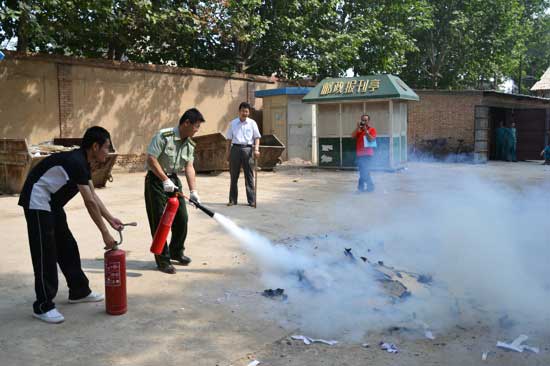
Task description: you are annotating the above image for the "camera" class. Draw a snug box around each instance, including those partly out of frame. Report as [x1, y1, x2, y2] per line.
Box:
[359, 121, 366, 127]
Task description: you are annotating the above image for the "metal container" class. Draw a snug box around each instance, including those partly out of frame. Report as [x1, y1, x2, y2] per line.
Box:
[193, 133, 229, 173]
[0, 138, 117, 194]
[257, 134, 286, 171]
[53, 138, 118, 188]
[193, 133, 286, 172]
[0, 139, 34, 194]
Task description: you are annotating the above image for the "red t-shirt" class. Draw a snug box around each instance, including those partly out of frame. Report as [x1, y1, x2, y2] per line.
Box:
[355, 126, 377, 156]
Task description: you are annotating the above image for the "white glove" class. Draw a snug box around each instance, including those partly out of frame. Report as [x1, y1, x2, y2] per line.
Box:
[162, 179, 176, 192]
[190, 190, 201, 204]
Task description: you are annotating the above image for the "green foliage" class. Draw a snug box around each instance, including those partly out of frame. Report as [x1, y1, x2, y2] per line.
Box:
[400, 0, 549, 90]
[1, 0, 549, 89]
[523, 12, 550, 90]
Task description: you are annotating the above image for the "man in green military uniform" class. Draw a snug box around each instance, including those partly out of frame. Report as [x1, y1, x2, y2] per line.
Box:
[145, 108, 205, 274]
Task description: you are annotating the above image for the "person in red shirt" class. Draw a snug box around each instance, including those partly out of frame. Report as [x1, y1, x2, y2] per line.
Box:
[351, 114, 377, 192]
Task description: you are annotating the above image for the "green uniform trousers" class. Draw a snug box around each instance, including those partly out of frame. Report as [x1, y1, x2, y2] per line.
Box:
[144, 171, 188, 266]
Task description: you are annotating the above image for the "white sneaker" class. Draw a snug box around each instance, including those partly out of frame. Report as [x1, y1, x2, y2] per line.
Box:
[68, 291, 104, 304]
[33, 308, 65, 324]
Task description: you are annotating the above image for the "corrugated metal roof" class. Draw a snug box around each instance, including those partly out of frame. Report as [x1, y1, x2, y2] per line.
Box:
[482, 90, 550, 101]
[302, 75, 419, 103]
[531, 67, 550, 91]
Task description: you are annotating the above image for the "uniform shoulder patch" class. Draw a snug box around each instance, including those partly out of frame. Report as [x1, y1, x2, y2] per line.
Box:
[161, 129, 175, 139]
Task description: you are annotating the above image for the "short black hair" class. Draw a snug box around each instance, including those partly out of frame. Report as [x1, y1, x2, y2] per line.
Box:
[239, 102, 252, 111]
[179, 108, 205, 125]
[361, 114, 370, 121]
[82, 126, 111, 150]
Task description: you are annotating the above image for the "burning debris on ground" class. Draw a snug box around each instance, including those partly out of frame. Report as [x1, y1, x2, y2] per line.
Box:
[262, 288, 288, 301]
[215, 209, 548, 364]
[289, 247, 432, 301]
[294, 269, 320, 292]
[498, 314, 517, 329]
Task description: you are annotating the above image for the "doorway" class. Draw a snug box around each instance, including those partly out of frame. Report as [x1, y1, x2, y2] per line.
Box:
[488, 107, 546, 160]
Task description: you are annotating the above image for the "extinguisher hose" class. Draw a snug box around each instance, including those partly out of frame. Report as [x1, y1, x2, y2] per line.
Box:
[175, 192, 215, 218]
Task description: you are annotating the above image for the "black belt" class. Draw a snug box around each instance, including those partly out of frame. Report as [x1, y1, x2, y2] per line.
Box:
[232, 144, 252, 147]
[147, 171, 177, 179]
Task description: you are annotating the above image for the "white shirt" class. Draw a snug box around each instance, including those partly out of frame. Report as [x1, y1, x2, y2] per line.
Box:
[226, 117, 261, 145]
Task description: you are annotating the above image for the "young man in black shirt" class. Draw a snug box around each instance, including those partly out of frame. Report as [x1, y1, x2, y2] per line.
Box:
[18, 126, 123, 323]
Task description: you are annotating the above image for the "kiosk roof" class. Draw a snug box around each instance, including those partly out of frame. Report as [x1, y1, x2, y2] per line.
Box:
[302, 74, 419, 103]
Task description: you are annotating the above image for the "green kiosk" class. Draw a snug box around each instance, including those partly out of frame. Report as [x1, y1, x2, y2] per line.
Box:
[302, 75, 419, 170]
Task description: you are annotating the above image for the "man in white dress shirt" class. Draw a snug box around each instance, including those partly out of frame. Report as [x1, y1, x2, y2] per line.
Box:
[225, 102, 261, 206]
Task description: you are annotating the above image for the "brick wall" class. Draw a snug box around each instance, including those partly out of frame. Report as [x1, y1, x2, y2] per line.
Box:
[408, 91, 483, 156]
[1, 52, 314, 171]
[57, 64, 73, 137]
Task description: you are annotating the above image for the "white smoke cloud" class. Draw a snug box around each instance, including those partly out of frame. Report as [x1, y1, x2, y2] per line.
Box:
[214, 167, 550, 340]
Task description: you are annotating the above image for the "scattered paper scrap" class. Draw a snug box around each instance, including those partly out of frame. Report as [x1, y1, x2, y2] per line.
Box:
[510, 335, 528, 348]
[425, 330, 435, 340]
[310, 338, 338, 346]
[522, 345, 540, 354]
[497, 334, 539, 353]
[291, 335, 338, 346]
[482, 351, 489, 361]
[291, 335, 311, 345]
[247, 360, 260, 366]
[362, 343, 370, 348]
[379, 342, 398, 353]
[497, 341, 522, 353]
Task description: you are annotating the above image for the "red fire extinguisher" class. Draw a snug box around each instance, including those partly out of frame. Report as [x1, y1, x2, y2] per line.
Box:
[105, 222, 136, 316]
[150, 195, 180, 255]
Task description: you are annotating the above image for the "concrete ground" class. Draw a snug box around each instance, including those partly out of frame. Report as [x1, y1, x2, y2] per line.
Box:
[0, 161, 549, 366]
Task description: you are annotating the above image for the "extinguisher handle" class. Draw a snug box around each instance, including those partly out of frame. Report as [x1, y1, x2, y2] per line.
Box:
[104, 230, 123, 251]
[116, 229, 123, 245]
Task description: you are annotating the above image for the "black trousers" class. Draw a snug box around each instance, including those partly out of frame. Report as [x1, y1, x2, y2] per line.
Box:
[24, 208, 91, 314]
[144, 172, 188, 266]
[229, 145, 255, 205]
[356, 155, 374, 191]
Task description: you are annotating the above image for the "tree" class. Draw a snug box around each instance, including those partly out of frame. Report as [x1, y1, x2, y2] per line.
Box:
[244, 0, 431, 80]
[1, 0, 55, 51]
[400, 0, 541, 90]
[185, 0, 369, 78]
[518, 0, 550, 92]
[344, 0, 432, 76]
[524, 13, 550, 85]
[2, 0, 547, 87]
[0, 1, 198, 61]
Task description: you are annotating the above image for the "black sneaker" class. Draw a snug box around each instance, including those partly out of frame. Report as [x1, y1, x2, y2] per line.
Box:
[171, 255, 191, 266]
[158, 263, 176, 274]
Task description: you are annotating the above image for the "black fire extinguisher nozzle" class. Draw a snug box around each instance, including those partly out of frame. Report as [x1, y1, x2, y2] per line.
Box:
[189, 198, 215, 218]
